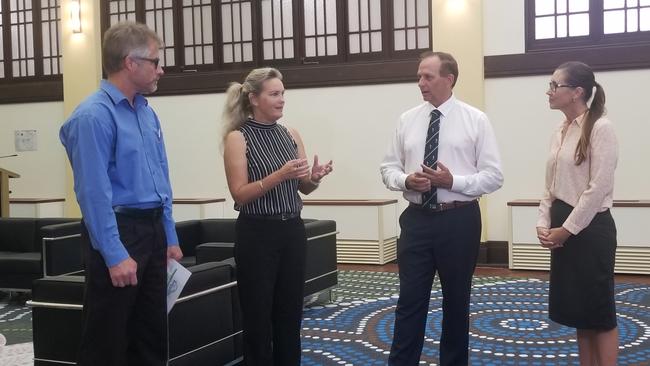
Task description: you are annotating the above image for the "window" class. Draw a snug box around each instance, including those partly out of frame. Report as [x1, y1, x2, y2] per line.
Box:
[526, 0, 650, 51]
[99, 0, 432, 95]
[484, 0, 650, 78]
[0, 0, 63, 103]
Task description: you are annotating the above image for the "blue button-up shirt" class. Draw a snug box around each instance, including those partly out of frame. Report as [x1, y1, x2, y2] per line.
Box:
[60, 80, 179, 267]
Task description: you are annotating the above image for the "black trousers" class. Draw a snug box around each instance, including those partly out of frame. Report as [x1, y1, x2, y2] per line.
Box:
[389, 202, 481, 366]
[234, 215, 307, 366]
[77, 214, 168, 366]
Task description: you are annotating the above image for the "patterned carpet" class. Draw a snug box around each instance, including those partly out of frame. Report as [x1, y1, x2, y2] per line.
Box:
[2, 271, 650, 365]
[302, 271, 650, 366]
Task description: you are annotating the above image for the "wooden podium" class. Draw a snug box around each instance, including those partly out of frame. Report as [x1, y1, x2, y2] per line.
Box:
[0, 167, 20, 217]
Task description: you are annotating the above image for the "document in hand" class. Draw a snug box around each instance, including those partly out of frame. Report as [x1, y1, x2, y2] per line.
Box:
[167, 259, 191, 313]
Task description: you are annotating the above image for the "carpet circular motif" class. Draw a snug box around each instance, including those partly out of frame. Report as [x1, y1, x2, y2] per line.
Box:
[301, 271, 650, 366]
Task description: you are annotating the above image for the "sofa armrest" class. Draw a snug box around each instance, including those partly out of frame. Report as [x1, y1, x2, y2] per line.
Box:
[195, 242, 235, 265]
[41, 222, 84, 277]
[303, 219, 338, 297]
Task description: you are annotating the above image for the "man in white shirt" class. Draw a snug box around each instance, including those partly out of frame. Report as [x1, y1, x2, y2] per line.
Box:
[380, 51, 503, 366]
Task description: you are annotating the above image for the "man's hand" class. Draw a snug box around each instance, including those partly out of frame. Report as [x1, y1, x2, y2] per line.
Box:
[109, 257, 138, 287]
[167, 245, 183, 261]
[405, 173, 432, 192]
[418, 161, 453, 189]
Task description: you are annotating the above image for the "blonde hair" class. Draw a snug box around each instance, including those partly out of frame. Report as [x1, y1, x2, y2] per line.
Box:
[221, 67, 283, 144]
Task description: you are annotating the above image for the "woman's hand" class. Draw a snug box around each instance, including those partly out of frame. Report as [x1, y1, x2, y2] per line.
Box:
[279, 158, 310, 181]
[310, 155, 333, 184]
[537, 226, 570, 249]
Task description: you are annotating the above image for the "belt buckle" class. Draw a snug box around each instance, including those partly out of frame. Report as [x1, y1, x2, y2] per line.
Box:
[280, 213, 293, 221]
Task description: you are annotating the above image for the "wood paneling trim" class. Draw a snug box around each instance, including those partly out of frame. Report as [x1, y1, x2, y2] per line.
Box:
[10, 198, 64, 203]
[303, 199, 399, 206]
[0, 78, 63, 104]
[173, 198, 226, 204]
[155, 59, 419, 95]
[484, 43, 650, 78]
[507, 199, 650, 207]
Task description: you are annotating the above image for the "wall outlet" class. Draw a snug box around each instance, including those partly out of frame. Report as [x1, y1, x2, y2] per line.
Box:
[15, 130, 38, 152]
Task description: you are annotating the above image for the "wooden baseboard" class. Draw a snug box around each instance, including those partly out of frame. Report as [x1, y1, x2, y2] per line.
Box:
[477, 241, 508, 267]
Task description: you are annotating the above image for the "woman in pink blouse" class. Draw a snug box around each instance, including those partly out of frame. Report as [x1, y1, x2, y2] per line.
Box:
[537, 61, 618, 366]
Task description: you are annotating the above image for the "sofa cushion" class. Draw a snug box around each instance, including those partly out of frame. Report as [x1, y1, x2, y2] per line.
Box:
[0, 219, 37, 252]
[0, 251, 42, 274]
[200, 219, 237, 243]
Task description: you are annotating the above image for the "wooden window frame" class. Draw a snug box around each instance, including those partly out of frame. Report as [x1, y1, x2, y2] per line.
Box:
[0, 0, 63, 104]
[99, 0, 430, 96]
[485, 0, 650, 78]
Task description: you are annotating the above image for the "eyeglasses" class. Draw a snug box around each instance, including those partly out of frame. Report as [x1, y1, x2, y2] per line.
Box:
[133, 56, 161, 68]
[548, 81, 576, 93]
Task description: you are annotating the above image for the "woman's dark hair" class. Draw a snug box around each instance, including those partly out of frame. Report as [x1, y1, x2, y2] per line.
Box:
[556, 61, 606, 165]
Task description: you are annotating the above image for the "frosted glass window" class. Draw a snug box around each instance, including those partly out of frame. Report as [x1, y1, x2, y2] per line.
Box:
[305, 0, 338, 57]
[641, 7, 650, 30]
[568, 13, 589, 36]
[602, 0, 650, 33]
[533, 0, 589, 39]
[40, 0, 61, 76]
[392, 0, 429, 51]
[108, 0, 137, 25]
[9, 0, 35, 76]
[569, 0, 589, 12]
[146, 0, 177, 66]
[536, 0, 555, 15]
[556, 15, 568, 37]
[261, 0, 294, 60]
[222, 1, 253, 63]
[604, 0, 625, 8]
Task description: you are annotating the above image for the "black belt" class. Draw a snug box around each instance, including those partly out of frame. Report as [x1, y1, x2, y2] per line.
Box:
[114, 206, 163, 219]
[239, 212, 301, 221]
[409, 200, 477, 213]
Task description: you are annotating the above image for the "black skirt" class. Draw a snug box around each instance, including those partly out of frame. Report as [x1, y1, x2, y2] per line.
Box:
[548, 199, 617, 330]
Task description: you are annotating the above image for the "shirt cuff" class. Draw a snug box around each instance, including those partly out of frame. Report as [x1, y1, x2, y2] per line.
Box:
[164, 224, 179, 246]
[562, 221, 582, 236]
[450, 174, 467, 192]
[398, 173, 409, 191]
[100, 240, 130, 268]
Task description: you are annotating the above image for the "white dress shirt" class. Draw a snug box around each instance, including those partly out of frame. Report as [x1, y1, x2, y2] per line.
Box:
[380, 95, 503, 204]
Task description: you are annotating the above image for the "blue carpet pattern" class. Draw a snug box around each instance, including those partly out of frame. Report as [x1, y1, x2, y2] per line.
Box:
[301, 271, 650, 366]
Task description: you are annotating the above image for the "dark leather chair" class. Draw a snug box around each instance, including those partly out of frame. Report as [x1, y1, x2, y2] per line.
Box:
[30, 261, 242, 366]
[176, 218, 338, 301]
[0, 218, 81, 292]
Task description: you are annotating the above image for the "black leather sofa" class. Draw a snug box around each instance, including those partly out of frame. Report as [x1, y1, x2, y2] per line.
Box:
[175, 218, 338, 300]
[30, 261, 242, 366]
[0, 218, 82, 292]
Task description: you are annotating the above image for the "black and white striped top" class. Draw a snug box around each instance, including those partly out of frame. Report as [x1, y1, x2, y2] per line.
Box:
[236, 118, 302, 215]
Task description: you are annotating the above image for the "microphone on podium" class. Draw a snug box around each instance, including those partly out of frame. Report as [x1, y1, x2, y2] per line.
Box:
[0, 154, 18, 158]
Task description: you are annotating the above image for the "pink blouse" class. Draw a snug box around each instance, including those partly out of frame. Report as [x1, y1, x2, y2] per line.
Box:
[537, 113, 618, 234]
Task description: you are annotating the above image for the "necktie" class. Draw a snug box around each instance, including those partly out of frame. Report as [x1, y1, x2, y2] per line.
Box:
[421, 109, 441, 209]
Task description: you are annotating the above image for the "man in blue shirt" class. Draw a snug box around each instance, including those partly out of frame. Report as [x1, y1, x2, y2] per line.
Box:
[60, 22, 183, 366]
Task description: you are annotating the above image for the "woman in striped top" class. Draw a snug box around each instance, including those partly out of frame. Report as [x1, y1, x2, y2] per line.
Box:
[222, 67, 333, 366]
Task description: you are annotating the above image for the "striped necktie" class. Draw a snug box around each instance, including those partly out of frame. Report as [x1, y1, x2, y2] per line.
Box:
[421, 109, 441, 209]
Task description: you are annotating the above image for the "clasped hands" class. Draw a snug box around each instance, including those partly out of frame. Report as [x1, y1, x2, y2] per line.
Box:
[537, 227, 571, 250]
[406, 161, 453, 192]
[282, 155, 333, 183]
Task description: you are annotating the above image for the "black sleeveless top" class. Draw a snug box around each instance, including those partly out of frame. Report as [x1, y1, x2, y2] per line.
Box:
[236, 118, 302, 215]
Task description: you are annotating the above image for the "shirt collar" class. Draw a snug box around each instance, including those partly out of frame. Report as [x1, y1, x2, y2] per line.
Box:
[425, 94, 457, 118]
[100, 80, 148, 107]
[567, 111, 587, 128]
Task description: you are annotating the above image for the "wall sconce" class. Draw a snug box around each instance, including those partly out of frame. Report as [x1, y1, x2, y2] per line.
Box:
[70, 0, 82, 33]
